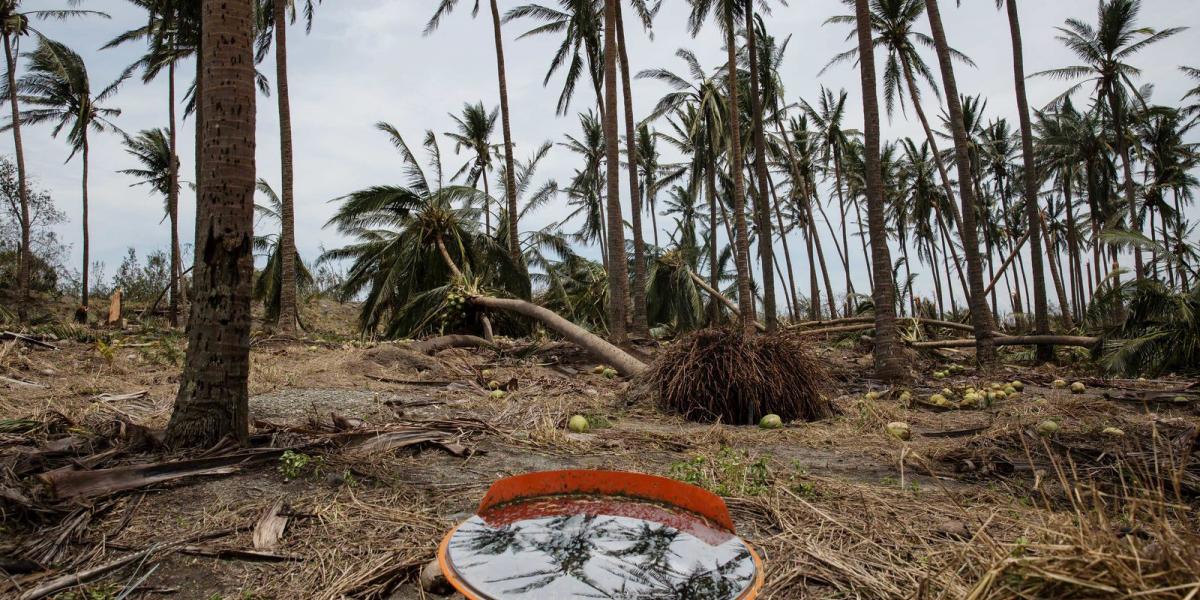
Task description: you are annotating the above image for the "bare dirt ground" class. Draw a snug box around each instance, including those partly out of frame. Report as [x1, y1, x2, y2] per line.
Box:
[2, 301, 1198, 599]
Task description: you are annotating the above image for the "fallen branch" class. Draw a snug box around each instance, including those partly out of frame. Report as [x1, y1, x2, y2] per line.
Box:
[38, 447, 300, 500]
[0, 375, 49, 389]
[1, 331, 58, 350]
[983, 230, 1031, 297]
[469, 295, 646, 375]
[17, 544, 163, 600]
[909, 335, 1100, 349]
[686, 270, 766, 332]
[137, 266, 194, 322]
[364, 374, 451, 386]
[411, 335, 495, 355]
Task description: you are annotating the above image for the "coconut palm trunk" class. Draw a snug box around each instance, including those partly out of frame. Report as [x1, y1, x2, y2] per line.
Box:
[168, 60, 182, 327]
[273, 0, 299, 332]
[166, 0, 256, 448]
[1109, 92, 1142, 281]
[854, 0, 905, 380]
[4, 32, 30, 322]
[719, 4, 756, 336]
[602, 0, 628, 341]
[80, 135, 90, 313]
[489, 0, 525, 274]
[614, 1, 648, 336]
[707, 164, 720, 323]
[743, 0, 776, 332]
[923, 0, 995, 363]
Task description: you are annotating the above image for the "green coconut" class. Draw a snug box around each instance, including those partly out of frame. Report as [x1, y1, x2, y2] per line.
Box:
[933, 371, 947, 380]
[885, 421, 912, 441]
[487, 380, 501, 390]
[930, 393, 951, 407]
[1101, 426, 1125, 437]
[759, 414, 783, 430]
[1070, 382, 1086, 394]
[592, 365, 606, 375]
[603, 368, 618, 379]
[481, 369, 495, 378]
[1011, 381, 1025, 392]
[1003, 385, 1017, 396]
[864, 391, 881, 401]
[1052, 379, 1068, 389]
[568, 415, 589, 433]
[489, 390, 506, 399]
[1037, 420, 1060, 436]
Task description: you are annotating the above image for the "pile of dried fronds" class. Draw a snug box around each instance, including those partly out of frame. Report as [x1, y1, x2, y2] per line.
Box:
[965, 450, 1200, 599]
[648, 328, 832, 424]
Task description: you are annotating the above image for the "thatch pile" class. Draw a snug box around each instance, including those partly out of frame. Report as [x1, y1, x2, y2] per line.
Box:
[648, 328, 832, 424]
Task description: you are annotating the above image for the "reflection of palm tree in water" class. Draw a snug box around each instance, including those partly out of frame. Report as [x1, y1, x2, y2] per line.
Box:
[489, 514, 615, 595]
[450, 521, 526, 557]
[449, 514, 753, 599]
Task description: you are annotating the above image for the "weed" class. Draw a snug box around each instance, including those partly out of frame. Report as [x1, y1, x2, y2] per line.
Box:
[668, 446, 773, 496]
[279, 450, 321, 480]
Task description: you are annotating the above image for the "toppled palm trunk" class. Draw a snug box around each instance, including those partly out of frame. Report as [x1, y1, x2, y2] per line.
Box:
[411, 334, 496, 355]
[468, 295, 647, 376]
[910, 335, 1100, 349]
[686, 269, 766, 332]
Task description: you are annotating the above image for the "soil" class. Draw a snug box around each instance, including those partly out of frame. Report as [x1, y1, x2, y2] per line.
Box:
[1, 303, 1198, 599]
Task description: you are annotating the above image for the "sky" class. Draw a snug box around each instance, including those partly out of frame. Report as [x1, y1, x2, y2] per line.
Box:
[13, 0, 1200, 315]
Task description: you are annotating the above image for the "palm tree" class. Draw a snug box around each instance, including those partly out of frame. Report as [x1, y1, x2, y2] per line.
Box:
[639, 55, 727, 322]
[922, 0, 995, 363]
[254, 179, 313, 324]
[988, 0, 1052, 360]
[426, 0, 527, 276]
[741, 3, 776, 331]
[601, 0, 628, 341]
[1182, 66, 1200, 124]
[685, 0, 755, 336]
[0, 1, 107, 321]
[1033, 0, 1185, 282]
[165, 0, 257, 448]
[321, 124, 527, 336]
[852, 0, 905, 379]
[561, 109, 609, 260]
[104, 0, 194, 327]
[802, 87, 858, 314]
[445, 101, 500, 235]
[503, 0, 604, 117]
[119, 128, 185, 297]
[635, 123, 663, 248]
[255, 0, 323, 333]
[3, 38, 124, 316]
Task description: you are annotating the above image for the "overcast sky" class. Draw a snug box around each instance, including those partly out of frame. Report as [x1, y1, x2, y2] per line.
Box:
[15, 0, 1200, 313]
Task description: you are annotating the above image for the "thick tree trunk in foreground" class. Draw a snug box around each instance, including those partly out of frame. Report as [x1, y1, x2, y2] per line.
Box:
[602, 0, 628, 342]
[855, 0, 906, 381]
[1006, 0, 1051, 362]
[165, 0, 256, 448]
[614, 2, 648, 336]
[924, 0, 996, 365]
[274, 0, 299, 333]
[5, 33, 31, 322]
[723, 5, 755, 337]
[488, 0, 525, 274]
[470, 295, 646, 375]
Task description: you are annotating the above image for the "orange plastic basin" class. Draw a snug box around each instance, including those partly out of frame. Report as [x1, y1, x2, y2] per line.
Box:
[437, 470, 764, 599]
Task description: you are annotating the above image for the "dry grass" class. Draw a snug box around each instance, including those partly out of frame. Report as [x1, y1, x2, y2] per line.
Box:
[648, 328, 834, 424]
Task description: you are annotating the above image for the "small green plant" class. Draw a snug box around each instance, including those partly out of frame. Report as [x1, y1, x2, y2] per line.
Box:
[668, 446, 773, 496]
[278, 450, 316, 480]
[95, 339, 117, 364]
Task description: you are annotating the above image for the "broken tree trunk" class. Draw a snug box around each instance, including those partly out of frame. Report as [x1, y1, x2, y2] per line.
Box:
[983, 229, 1031, 298]
[686, 269, 767, 333]
[910, 335, 1099, 349]
[411, 335, 496, 355]
[468, 295, 647, 375]
[139, 266, 194, 322]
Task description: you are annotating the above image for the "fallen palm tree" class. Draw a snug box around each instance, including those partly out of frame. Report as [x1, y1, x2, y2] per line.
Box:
[685, 269, 766, 332]
[909, 335, 1100, 349]
[647, 328, 832, 424]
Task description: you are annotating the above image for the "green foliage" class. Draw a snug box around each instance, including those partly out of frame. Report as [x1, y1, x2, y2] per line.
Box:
[668, 446, 773, 496]
[278, 450, 319, 480]
[1088, 279, 1200, 376]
